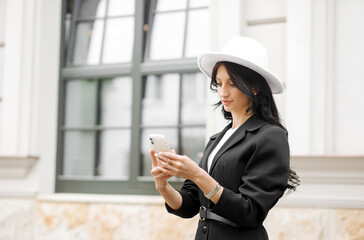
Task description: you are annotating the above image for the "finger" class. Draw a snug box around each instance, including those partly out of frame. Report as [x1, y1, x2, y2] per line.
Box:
[154, 153, 170, 164]
[155, 167, 174, 179]
[151, 166, 169, 178]
[150, 166, 161, 176]
[150, 150, 159, 167]
[158, 166, 175, 177]
[157, 153, 182, 164]
[160, 161, 180, 174]
[158, 152, 183, 161]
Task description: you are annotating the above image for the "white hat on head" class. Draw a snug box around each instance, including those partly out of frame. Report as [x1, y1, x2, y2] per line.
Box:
[197, 37, 284, 94]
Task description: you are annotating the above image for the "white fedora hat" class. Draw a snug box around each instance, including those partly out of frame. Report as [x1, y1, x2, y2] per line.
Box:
[198, 37, 284, 94]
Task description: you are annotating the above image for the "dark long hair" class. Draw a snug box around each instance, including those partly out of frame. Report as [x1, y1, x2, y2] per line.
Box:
[210, 61, 300, 192]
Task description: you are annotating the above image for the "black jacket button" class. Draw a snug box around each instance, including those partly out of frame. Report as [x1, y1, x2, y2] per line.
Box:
[202, 226, 207, 233]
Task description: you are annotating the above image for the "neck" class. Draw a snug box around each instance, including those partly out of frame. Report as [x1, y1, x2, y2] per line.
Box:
[231, 111, 254, 129]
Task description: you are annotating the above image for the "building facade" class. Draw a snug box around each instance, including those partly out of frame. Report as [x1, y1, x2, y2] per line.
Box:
[0, 0, 363, 239]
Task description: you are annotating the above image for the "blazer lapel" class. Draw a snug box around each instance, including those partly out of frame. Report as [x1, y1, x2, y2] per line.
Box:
[208, 115, 268, 175]
[200, 124, 232, 171]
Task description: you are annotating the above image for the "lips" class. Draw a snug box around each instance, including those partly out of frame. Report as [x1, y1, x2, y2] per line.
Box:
[221, 100, 232, 105]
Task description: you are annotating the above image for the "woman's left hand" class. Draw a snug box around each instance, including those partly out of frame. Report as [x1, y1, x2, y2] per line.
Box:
[154, 152, 202, 181]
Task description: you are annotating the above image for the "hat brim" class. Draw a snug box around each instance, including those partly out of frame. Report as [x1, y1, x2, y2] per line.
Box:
[198, 53, 284, 94]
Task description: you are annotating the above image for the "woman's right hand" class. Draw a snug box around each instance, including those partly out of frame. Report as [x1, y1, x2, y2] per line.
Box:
[150, 150, 172, 191]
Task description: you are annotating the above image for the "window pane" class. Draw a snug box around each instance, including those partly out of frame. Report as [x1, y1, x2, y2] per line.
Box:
[79, 0, 106, 18]
[181, 127, 205, 163]
[98, 130, 131, 178]
[149, 12, 185, 60]
[63, 131, 95, 176]
[65, 80, 96, 126]
[181, 73, 207, 124]
[185, 9, 210, 57]
[189, 0, 209, 8]
[101, 77, 132, 127]
[140, 128, 178, 176]
[64, 13, 72, 58]
[102, 17, 134, 63]
[108, 0, 135, 16]
[72, 20, 104, 65]
[141, 74, 180, 126]
[156, 0, 187, 11]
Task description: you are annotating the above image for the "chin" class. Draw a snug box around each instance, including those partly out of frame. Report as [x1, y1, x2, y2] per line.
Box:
[223, 107, 231, 112]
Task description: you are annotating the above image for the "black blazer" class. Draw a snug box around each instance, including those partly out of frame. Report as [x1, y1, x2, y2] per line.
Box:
[166, 115, 290, 240]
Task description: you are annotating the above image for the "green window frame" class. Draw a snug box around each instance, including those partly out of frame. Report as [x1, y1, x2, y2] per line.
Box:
[56, 0, 209, 194]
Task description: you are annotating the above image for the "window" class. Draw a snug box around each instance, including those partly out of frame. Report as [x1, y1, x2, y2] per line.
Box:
[139, 73, 207, 177]
[57, 0, 210, 194]
[145, 0, 210, 60]
[66, 0, 135, 65]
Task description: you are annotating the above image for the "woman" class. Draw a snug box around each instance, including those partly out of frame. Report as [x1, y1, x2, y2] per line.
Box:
[150, 37, 299, 240]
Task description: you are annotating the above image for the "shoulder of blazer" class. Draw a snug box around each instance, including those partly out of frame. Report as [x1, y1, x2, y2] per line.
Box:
[243, 115, 270, 133]
[204, 116, 270, 156]
[254, 123, 289, 143]
[209, 115, 269, 140]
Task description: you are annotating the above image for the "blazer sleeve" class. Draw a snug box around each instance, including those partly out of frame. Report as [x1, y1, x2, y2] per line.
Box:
[165, 138, 216, 218]
[165, 179, 201, 218]
[210, 126, 290, 227]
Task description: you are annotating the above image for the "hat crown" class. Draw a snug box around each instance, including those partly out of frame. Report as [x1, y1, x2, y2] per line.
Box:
[197, 36, 284, 94]
[221, 37, 268, 70]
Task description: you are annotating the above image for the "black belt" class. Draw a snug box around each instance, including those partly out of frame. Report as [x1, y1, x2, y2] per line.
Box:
[199, 206, 239, 228]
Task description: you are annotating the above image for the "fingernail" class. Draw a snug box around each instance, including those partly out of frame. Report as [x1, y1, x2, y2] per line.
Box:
[154, 153, 159, 157]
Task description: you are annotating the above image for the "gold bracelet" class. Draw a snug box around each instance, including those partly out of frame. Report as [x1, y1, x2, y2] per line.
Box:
[204, 183, 221, 199]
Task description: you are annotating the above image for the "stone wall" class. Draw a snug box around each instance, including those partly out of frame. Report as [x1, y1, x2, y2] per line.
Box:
[0, 197, 35, 239]
[35, 195, 198, 240]
[265, 207, 364, 240]
[1, 195, 364, 239]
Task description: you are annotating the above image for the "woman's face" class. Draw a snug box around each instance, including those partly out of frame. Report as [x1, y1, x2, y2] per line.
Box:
[216, 64, 250, 116]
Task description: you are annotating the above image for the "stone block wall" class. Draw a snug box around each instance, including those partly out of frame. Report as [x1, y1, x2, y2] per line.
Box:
[1, 196, 364, 239]
[265, 207, 364, 240]
[0, 197, 36, 239]
[35, 197, 198, 240]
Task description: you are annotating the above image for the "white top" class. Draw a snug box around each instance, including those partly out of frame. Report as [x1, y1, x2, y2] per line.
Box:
[207, 128, 238, 172]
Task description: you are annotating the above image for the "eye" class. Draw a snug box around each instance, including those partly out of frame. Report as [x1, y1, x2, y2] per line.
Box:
[216, 82, 222, 86]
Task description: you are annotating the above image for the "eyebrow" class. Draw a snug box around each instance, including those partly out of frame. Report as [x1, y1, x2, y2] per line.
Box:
[215, 77, 231, 81]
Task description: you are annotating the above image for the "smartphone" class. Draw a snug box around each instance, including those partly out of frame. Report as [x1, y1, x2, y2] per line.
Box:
[149, 134, 170, 166]
[148, 134, 170, 153]
[148, 134, 170, 165]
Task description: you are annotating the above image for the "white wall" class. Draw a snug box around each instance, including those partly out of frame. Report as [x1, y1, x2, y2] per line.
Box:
[285, 0, 364, 155]
[0, 0, 40, 195]
[285, 0, 312, 155]
[334, 0, 364, 154]
[0, 0, 6, 150]
[33, 0, 61, 194]
[1, 0, 36, 155]
[0, 0, 61, 195]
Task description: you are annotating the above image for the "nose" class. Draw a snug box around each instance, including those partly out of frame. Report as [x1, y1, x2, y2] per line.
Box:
[219, 84, 229, 98]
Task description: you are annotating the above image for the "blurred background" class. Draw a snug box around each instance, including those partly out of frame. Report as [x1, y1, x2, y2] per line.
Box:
[0, 0, 363, 239]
